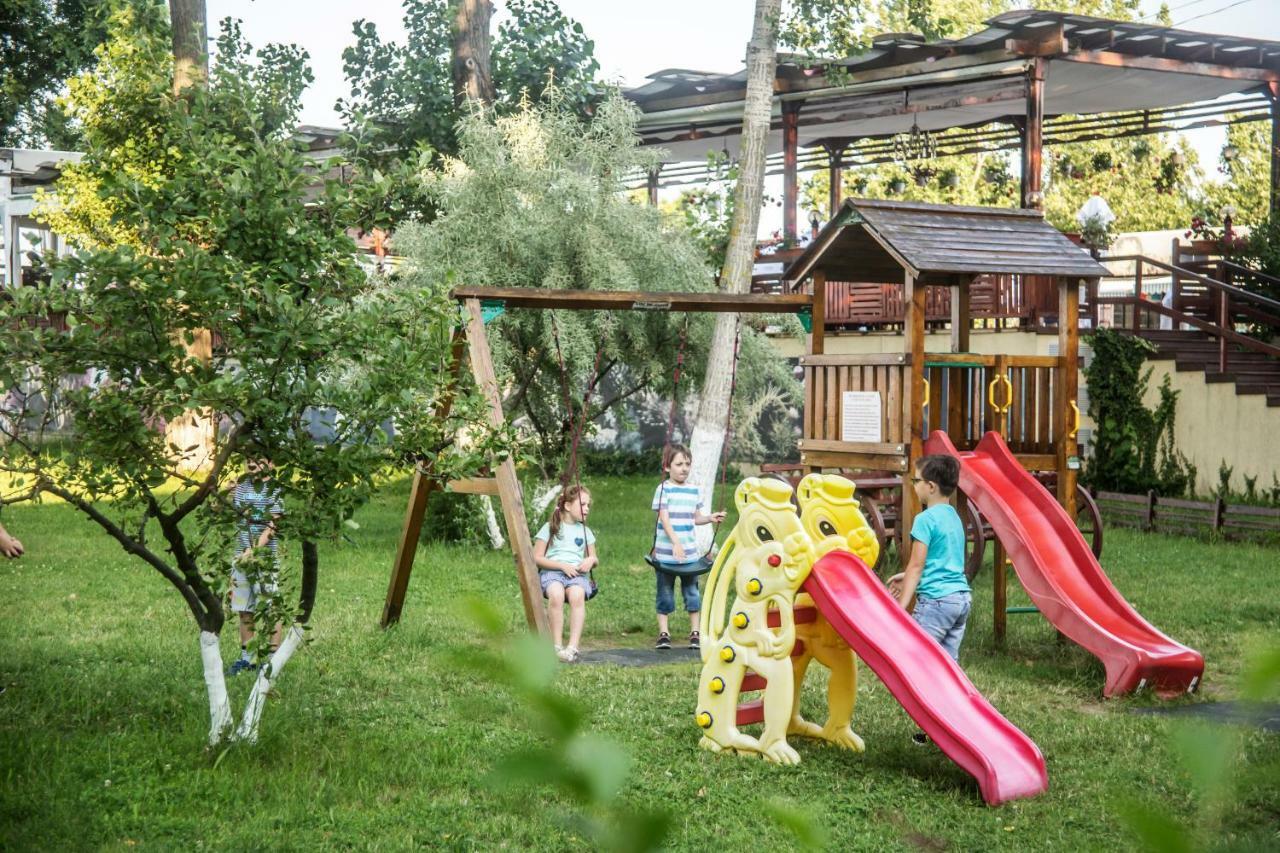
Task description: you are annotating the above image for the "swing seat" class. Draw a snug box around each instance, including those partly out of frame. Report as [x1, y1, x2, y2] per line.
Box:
[644, 551, 715, 578]
[542, 577, 598, 601]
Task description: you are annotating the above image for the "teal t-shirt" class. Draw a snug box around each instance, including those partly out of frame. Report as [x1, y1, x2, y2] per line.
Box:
[910, 503, 970, 599]
[534, 521, 595, 569]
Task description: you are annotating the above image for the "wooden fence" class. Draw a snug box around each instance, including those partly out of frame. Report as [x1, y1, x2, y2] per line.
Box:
[1096, 490, 1280, 540]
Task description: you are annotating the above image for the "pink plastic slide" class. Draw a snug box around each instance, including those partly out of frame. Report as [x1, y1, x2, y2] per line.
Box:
[803, 550, 1049, 806]
[924, 430, 1204, 697]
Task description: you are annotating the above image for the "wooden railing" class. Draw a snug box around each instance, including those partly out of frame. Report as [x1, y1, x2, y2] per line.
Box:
[800, 352, 1066, 470]
[922, 353, 1061, 466]
[756, 273, 1044, 329]
[1098, 255, 1280, 371]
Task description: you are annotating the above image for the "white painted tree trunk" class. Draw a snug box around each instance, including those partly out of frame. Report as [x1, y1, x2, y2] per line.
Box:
[200, 631, 232, 746]
[531, 482, 561, 516]
[480, 496, 506, 549]
[689, 0, 781, 549]
[233, 624, 305, 744]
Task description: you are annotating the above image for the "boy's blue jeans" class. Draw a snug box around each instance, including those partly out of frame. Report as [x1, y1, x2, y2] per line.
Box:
[655, 565, 701, 615]
[912, 591, 972, 662]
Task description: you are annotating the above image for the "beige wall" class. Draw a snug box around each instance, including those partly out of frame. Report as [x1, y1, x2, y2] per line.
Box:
[1141, 361, 1280, 496]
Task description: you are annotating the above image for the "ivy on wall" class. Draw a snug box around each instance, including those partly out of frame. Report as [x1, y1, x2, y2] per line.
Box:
[1082, 328, 1195, 497]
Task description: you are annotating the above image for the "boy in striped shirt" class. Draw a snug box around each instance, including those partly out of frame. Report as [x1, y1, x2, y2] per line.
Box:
[652, 444, 725, 650]
[227, 454, 284, 675]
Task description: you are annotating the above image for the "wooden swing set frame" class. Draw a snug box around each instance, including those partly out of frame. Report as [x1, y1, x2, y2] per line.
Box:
[380, 285, 813, 635]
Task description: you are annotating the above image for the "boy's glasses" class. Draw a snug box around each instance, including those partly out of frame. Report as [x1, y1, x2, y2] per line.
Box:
[910, 477, 925, 483]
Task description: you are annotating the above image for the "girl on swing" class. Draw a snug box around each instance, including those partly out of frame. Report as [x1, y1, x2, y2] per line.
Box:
[533, 484, 597, 663]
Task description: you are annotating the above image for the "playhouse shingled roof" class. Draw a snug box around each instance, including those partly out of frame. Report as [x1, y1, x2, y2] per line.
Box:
[784, 198, 1111, 285]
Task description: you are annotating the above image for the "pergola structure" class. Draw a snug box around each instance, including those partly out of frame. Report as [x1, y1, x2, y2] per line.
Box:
[625, 10, 1280, 238]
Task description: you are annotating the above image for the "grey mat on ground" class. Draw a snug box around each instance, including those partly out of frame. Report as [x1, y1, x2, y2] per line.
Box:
[576, 647, 701, 667]
[1134, 701, 1280, 732]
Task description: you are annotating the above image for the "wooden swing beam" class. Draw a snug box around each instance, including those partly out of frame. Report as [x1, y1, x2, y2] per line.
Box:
[381, 287, 814, 633]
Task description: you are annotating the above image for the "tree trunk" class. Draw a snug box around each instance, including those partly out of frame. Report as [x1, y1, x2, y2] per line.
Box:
[200, 631, 232, 745]
[169, 0, 207, 96]
[168, 1, 216, 470]
[451, 0, 495, 106]
[689, 0, 780, 542]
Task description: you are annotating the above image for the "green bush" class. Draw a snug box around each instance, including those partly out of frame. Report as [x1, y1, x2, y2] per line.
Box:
[1083, 328, 1194, 496]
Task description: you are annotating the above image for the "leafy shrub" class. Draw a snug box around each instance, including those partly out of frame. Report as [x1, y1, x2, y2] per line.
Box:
[1082, 328, 1194, 496]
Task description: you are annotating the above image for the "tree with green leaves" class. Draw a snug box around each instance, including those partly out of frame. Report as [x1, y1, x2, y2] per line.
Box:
[0, 0, 145, 148]
[2, 7, 497, 746]
[337, 0, 599, 230]
[397, 90, 799, 486]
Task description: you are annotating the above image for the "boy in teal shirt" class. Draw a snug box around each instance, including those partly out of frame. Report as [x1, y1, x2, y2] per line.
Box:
[889, 454, 972, 660]
[888, 454, 972, 745]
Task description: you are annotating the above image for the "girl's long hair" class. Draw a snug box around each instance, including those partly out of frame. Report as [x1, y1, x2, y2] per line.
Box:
[549, 484, 590, 540]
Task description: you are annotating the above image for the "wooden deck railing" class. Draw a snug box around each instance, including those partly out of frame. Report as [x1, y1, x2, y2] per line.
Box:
[755, 273, 1044, 329]
[1098, 254, 1280, 371]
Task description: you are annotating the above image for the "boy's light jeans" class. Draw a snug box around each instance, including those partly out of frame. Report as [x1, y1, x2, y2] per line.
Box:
[912, 591, 972, 662]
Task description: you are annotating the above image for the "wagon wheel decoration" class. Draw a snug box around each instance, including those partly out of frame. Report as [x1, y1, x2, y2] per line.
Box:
[1074, 483, 1104, 559]
[959, 494, 987, 581]
[858, 493, 889, 571]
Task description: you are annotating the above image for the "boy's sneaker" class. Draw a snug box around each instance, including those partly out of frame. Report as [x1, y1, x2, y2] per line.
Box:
[688, 631, 701, 650]
[655, 632, 672, 650]
[912, 731, 930, 746]
[226, 658, 257, 677]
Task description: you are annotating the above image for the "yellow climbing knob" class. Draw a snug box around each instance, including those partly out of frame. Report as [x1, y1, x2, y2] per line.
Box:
[732, 612, 749, 629]
[746, 578, 763, 595]
[720, 646, 736, 663]
[710, 677, 725, 694]
[696, 711, 713, 729]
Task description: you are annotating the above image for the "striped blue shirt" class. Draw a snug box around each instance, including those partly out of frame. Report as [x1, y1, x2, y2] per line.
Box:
[652, 481, 703, 562]
[233, 479, 283, 561]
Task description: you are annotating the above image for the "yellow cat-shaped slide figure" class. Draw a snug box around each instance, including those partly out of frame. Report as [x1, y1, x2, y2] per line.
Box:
[695, 477, 815, 765]
[788, 473, 881, 752]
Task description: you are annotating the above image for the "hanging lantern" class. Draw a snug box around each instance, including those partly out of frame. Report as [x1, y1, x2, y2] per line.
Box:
[891, 116, 937, 166]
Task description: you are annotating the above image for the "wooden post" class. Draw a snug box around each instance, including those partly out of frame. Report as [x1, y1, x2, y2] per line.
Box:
[950, 277, 971, 353]
[382, 329, 467, 628]
[1145, 490, 1157, 529]
[1218, 288, 1230, 373]
[992, 354, 1010, 438]
[1133, 260, 1144, 331]
[823, 141, 845, 216]
[782, 100, 803, 242]
[809, 271, 826, 355]
[1269, 81, 1280, 215]
[646, 166, 661, 206]
[993, 540, 1007, 647]
[901, 272, 926, 562]
[1057, 277, 1080, 521]
[1213, 496, 1226, 533]
[1021, 58, 1046, 210]
[463, 298, 549, 636]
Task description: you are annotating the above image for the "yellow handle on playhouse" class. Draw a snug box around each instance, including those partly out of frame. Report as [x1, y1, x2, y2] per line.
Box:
[921, 377, 931, 406]
[986, 373, 1012, 414]
[1068, 400, 1081, 439]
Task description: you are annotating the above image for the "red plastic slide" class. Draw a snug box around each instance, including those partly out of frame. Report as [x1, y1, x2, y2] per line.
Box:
[803, 550, 1048, 806]
[924, 430, 1204, 697]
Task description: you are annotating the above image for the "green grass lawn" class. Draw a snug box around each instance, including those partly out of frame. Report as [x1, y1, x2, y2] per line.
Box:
[1, 474, 1277, 850]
